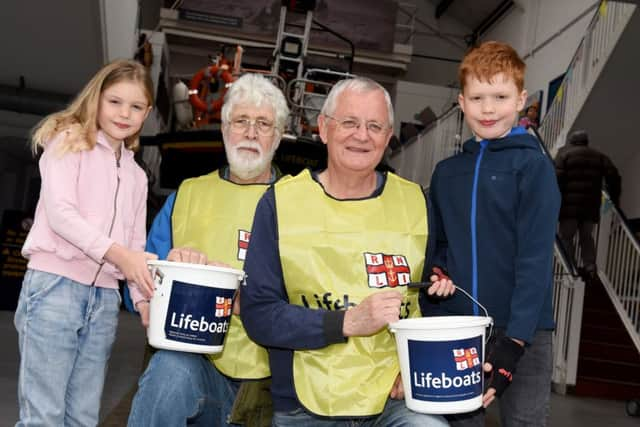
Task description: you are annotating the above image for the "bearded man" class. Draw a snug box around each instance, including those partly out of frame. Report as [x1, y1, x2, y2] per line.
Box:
[128, 73, 289, 427]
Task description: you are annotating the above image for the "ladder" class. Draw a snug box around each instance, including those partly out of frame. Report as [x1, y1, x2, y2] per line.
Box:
[272, 5, 313, 80]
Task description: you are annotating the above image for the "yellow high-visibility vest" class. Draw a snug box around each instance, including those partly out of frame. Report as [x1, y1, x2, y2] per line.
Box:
[172, 170, 270, 379]
[275, 170, 428, 417]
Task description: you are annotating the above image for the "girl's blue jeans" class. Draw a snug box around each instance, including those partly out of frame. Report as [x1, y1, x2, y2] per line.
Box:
[14, 269, 121, 427]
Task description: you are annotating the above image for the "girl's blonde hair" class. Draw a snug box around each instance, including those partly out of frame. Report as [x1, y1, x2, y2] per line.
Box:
[31, 59, 154, 154]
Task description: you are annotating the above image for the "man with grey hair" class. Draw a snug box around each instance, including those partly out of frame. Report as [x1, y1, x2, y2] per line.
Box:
[241, 77, 453, 426]
[128, 73, 289, 426]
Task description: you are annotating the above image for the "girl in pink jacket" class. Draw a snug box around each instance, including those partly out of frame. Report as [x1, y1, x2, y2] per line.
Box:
[15, 59, 157, 427]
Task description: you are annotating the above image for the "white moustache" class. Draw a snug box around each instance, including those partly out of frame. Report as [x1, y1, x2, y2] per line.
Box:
[234, 141, 263, 156]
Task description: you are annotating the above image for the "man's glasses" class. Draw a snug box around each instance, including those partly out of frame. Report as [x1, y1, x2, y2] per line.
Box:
[324, 115, 390, 136]
[228, 118, 276, 136]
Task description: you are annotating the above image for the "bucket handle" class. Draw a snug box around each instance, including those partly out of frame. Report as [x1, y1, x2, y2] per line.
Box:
[407, 282, 494, 342]
[455, 286, 494, 343]
[148, 265, 165, 291]
[453, 287, 488, 318]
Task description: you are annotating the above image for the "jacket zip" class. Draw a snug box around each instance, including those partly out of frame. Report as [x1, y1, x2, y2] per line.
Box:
[470, 140, 488, 316]
[92, 155, 121, 285]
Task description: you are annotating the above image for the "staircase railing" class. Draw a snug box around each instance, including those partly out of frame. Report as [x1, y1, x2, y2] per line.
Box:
[595, 193, 640, 352]
[537, 0, 636, 155]
[387, 104, 469, 189]
[530, 127, 587, 391]
[551, 236, 585, 390]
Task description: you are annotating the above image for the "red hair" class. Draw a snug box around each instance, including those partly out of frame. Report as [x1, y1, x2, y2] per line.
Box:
[459, 41, 525, 92]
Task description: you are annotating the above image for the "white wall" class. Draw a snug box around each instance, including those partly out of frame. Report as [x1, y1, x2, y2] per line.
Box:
[393, 81, 457, 137]
[399, 0, 598, 114]
[620, 151, 640, 219]
[101, 0, 140, 61]
[484, 0, 597, 116]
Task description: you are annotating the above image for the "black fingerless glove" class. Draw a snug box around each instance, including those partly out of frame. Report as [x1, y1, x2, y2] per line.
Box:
[486, 336, 525, 397]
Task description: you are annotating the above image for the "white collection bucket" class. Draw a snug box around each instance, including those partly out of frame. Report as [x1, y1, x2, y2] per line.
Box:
[389, 314, 493, 414]
[147, 260, 245, 354]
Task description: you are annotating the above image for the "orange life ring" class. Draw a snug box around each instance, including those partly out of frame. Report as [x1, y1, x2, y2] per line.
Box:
[188, 65, 234, 113]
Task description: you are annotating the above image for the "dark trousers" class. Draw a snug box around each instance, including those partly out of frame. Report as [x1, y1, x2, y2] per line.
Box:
[559, 218, 596, 269]
[446, 329, 553, 427]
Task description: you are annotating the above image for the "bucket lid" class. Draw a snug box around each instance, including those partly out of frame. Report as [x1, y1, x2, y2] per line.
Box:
[389, 316, 493, 332]
[147, 260, 245, 279]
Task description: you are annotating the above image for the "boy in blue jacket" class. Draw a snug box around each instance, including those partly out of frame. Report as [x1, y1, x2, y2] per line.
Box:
[426, 41, 560, 427]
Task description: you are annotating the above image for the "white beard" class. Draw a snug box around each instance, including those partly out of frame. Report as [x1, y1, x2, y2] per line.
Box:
[225, 140, 276, 180]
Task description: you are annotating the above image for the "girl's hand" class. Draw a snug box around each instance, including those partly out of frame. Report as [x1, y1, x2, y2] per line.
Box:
[122, 249, 157, 298]
[105, 243, 157, 298]
[136, 300, 150, 328]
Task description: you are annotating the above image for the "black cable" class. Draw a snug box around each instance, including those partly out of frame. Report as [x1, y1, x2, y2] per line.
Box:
[411, 53, 461, 63]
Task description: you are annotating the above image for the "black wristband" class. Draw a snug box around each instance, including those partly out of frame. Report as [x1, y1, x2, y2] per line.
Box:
[486, 336, 525, 397]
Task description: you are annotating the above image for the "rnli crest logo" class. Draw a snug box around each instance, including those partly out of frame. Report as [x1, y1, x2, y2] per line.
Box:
[215, 296, 233, 317]
[237, 229, 251, 261]
[453, 347, 480, 371]
[364, 252, 411, 288]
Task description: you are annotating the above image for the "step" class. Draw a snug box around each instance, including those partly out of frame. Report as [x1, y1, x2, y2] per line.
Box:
[579, 340, 640, 363]
[572, 377, 640, 400]
[583, 289, 615, 310]
[581, 307, 625, 329]
[584, 280, 609, 296]
[577, 357, 640, 384]
[584, 291, 640, 309]
[580, 324, 633, 343]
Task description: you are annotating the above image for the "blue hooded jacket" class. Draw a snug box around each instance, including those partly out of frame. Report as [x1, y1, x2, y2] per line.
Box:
[425, 127, 560, 343]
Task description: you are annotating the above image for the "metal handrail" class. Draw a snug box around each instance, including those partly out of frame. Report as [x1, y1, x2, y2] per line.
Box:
[285, 69, 355, 135]
[537, 1, 636, 155]
[596, 191, 640, 353]
[387, 105, 465, 189]
[389, 103, 460, 154]
[532, 0, 640, 356]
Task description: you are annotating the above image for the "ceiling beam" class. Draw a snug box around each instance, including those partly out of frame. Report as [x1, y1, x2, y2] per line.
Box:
[469, 0, 514, 44]
[435, 0, 456, 19]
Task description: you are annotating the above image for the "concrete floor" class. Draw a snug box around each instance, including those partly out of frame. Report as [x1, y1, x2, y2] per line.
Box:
[1, 310, 639, 426]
